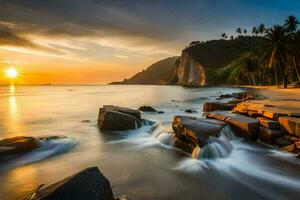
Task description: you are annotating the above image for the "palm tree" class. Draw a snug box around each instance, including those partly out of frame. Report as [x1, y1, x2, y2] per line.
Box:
[252, 26, 257, 35]
[236, 27, 242, 35]
[284, 15, 299, 33]
[221, 33, 227, 39]
[288, 31, 300, 83]
[245, 59, 258, 85]
[258, 24, 265, 35]
[261, 25, 289, 88]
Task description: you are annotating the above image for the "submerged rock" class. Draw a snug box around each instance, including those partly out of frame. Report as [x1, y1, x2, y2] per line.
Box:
[219, 94, 233, 99]
[203, 102, 236, 112]
[185, 109, 197, 113]
[0, 136, 38, 159]
[172, 116, 226, 149]
[27, 167, 114, 200]
[138, 106, 157, 112]
[98, 105, 141, 131]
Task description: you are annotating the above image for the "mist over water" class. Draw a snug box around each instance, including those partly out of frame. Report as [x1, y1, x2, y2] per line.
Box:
[0, 85, 299, 200]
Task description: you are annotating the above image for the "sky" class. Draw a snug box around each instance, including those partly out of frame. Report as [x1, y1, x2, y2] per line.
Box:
[0, 0, 300, 84]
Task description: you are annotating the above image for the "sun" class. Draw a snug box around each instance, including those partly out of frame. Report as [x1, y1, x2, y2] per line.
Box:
[6, 68, 18, 78]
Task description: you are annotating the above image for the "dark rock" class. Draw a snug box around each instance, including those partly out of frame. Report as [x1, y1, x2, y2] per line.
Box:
[231, 92, 245, 99]
[28, 167, 114, 200]
[98, 105, 141, 131]
[203, 102, 236, 112]
[185, 109, 197, 113]
[0, 136, 38, 159]
[259, 126, 284, 144]
[275, 136, 293, 147]
[157, 111, 165, 114]
[138, 106, 157, 112]
[172, 116, 226, 148]
[219, 94, 233, 99]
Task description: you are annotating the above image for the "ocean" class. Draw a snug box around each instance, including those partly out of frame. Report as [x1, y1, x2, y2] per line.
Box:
[0, 85, 300, 200]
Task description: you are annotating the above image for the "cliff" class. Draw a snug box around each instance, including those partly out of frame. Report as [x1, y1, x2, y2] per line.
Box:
[112, 36, 264, 86]
[110, 56, 179, 85]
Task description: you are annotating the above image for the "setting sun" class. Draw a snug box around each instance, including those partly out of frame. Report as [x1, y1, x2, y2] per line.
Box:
[6, 68, 18, 79]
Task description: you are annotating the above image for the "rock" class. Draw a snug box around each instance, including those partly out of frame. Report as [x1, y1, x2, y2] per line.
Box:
[203, 102, 236, 112]
[28, 167, 114, 200]
[157, 111, 165, 114]
[248, 110, 261, 117]
[185, 109, 197, 113]
[0, 136, 38, 159]
[290, 113, 300, 118]
[275, 136, 293, 147]
[138, 106, 157, 112]
[278, 117, 300, 137]
[262, 111, 288, 120]
[232, 92, 246, 99]
[206, 111, 259, 139]
[256, 117, 280, 130]
[219, 94, 233, 99]
[172, 116, 226, 147]
[258, 126, 284, 143]
[280, 144, 295, 152]
[171, 136, 196, 154]
[232, 106, 248, 114]
[98, 105, 141, 131]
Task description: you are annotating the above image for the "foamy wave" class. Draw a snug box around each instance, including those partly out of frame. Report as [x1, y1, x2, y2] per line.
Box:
[0, 137, 77, 172]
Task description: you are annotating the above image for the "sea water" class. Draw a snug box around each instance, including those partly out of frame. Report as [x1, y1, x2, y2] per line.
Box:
[0, 85, 299, 200]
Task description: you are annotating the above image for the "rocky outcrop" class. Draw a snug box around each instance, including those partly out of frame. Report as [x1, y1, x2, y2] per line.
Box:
[172, 51, 206, 86]
[203, 102, 236, 112]
[98, 105, 142, 131]
[27, 167, 114, 200]
[172, 116, 227, 150]
[206, 111, 259, 139]
[279, 117, 300, 137]
[0, 136, 38, 159]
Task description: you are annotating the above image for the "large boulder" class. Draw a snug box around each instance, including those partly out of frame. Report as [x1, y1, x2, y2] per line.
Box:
[203, 102, 236, 112]
[98, 105, 142, 131]
[206, 111, 259, 139]
[27, 167, 114, 200]
[278, 117, 300, 137]
[0, 136, 38, 159]
[172, 116, 226, 148]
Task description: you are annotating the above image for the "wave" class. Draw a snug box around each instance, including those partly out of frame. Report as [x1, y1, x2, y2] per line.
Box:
[0, 137, 77, 172]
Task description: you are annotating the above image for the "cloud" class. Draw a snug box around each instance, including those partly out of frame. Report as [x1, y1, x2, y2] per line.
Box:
[0, 28, 36, 47]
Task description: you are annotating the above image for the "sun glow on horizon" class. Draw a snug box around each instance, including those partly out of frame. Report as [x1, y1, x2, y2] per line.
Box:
[6, 67, 18, 79]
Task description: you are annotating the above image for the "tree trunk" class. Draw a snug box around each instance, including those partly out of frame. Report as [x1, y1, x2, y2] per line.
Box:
[247, 74, 251, 85]
[279, 60, 287, 88]
[251, 73, 256, 86]
[293, 56, 300, 84]
[274, 65, 278, 86]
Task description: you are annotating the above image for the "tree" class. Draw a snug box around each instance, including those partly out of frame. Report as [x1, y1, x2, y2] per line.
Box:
[261, 25, 289, 88]
[252, 26, 257, 34]
[189, 41, 200, 46]
[284, 15, 299, 33]
[288, 31, 300, 83]
[236, 27, 242, 35]
[221, 33, 227, 39]
[244, 29, 247, 34]
[230, 35, 234, 40]
[258, 24, 265, 35]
